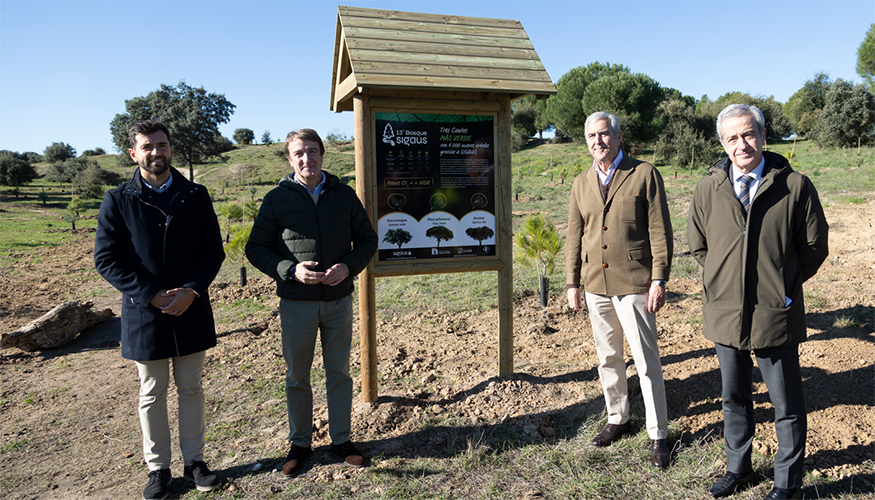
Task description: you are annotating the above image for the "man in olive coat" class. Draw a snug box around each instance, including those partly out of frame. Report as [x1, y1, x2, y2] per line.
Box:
[95, 120, 225, 500]
[565, 111, 673, 468]
[688, 104, 828, 500]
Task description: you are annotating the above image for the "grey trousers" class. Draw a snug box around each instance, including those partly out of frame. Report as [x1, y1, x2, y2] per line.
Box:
[714, 343, 806, 489]
[280, 296, 353, 447]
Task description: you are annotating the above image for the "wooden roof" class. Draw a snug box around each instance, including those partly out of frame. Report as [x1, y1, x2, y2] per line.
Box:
[330, 6, 556, 112]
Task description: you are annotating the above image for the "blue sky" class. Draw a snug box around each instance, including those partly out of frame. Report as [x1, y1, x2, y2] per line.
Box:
[1, 0, 873, 155]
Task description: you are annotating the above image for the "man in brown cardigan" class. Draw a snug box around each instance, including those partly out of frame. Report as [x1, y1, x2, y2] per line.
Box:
[565, 111, 673, 468]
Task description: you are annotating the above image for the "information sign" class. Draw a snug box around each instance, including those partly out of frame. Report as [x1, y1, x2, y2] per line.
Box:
[374, 113, 496, 262]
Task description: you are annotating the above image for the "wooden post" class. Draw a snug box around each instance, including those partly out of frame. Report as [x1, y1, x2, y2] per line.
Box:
[496, 94, 514, 376]
[354, 94, 378, 402]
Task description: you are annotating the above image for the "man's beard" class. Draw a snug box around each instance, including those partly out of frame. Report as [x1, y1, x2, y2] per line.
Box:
[141, 157, 170, 176]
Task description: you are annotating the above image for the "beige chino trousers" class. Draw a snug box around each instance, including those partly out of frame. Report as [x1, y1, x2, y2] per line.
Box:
[135, 351, 206, 470]
[585, 291, 668, 440]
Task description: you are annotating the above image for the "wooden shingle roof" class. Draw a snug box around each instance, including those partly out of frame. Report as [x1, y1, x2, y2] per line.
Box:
[331, 6, 556, 112]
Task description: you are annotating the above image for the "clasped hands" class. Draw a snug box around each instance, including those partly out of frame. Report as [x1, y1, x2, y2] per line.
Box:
[294, 261, 349, 286]
[150, 287, 196, 316]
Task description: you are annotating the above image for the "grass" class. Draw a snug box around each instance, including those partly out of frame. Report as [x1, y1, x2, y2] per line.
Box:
[0, 438, 29, 454]
[832, 315, 863, 329]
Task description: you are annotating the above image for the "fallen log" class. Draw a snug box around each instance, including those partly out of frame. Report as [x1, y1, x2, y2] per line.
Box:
[1, 300, 115, 352]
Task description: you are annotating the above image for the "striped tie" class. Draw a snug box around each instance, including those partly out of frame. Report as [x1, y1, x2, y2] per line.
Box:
[738, 175, 752, 215]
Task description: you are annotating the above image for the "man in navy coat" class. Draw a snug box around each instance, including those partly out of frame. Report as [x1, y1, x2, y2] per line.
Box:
[95, 120, 225, 500]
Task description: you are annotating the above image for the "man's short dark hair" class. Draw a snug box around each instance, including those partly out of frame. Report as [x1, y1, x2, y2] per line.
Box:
[285, 129, 324, 160]
[128, 120, 173, 149]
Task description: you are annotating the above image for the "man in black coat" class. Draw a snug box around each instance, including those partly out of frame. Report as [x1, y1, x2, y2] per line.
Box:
[246, 129, 377, 477]
[95, 120, 225, 500]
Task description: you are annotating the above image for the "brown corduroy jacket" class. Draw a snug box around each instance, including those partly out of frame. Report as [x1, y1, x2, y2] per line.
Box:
[565, 153, 673, 296]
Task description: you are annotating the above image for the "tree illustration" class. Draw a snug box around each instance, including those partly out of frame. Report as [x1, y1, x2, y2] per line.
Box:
[465, 226, 494, 245]
[425, 226, 454, 248]
[383, 228, 413, 249]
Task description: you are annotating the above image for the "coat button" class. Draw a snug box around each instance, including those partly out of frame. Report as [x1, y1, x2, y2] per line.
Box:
[602, 263, 609, 268]
[602, 226, 607, 231]
[604, 208, 609, 213]
[602, 244, 607, 249]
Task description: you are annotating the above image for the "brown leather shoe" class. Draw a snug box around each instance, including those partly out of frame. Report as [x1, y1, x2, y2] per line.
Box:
[331, 440, 365, 468]
[281, 444, 311, 477]
[650, 439, 670, 468]
[591, 422, 630, 447]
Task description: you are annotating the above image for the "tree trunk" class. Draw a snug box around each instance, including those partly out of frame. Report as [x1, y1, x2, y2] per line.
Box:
[0, 301, 114, 351]
[239, 266, 247, 287]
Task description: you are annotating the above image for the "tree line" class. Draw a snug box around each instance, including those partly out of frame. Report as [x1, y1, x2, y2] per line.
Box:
[512, 24, 875, 165]
[3, 25, 873, 193]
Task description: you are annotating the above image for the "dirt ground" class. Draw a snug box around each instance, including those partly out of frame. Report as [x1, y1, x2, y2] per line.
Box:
[1, 200, 873, 499]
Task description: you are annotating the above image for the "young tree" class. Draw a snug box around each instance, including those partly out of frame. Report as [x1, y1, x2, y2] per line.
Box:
[0, 151, 37, 186]
[465, 226, 494, 245]
[68, 196, 85, 217]
[225, 225, 252, 286]
[425, 226, 454, 248]
[244, 200, 258, 221]
[233, 128, 255, 145]
[43, 142, 76, 163]
[857, 23, 875, 94]
[220, 202, 244, 242]
[383, 228, 413, 249]
[109, 81, 236, 180]
[514, 214, 562, 306]
[261, 130, 272, 145]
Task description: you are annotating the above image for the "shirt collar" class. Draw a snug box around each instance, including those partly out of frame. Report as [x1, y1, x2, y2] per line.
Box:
[142, 172, 174, 193]
[294, 172, 326, 195]
[592, 150, 623, 185]
[730, 157, 765, 183]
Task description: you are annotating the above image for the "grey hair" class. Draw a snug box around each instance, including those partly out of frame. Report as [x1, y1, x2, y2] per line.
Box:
[716, 104, 766, 142]
[584, 111, 621, 136]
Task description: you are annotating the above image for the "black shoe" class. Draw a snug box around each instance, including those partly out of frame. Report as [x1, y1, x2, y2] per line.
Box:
[142, 469, 172, 500]
[710, 471, 757, 497]
[591, 422, 630, 447]
[183, 460, 221, 492]
[764, 487, 802, 500]
[331, 440, 365, 468]
[650, 439, 670, 468]
[282, 444, 312, 477]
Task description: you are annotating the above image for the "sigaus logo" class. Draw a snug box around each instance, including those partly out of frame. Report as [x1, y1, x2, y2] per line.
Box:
[382, 123, 427, 147]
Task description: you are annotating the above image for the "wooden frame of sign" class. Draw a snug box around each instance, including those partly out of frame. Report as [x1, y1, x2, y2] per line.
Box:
[332, 6, 555, 401]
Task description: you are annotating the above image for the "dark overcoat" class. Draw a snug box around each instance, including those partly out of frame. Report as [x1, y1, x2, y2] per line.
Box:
[94, 167, 225, 361]
[687, 151, 829, 350]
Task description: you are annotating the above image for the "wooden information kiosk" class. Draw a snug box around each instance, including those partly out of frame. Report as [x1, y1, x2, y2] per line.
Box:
[330, 6, 556, 401]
